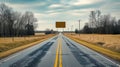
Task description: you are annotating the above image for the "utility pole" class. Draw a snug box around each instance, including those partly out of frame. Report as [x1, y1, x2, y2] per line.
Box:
[71, 25, 73, 35]
[68, 28, 69, 32]
[79, 20, 80, 36]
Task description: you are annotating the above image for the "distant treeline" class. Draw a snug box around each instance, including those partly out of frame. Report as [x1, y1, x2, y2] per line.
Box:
[35, 29, 58, 34]
[0, 3, 37, 37]
[75, 10, 120, 34]
[44, 29, 58, 34]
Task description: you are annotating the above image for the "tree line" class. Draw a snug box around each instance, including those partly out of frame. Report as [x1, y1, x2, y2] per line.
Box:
[75, 10, 120, 34]
[0, 3, 37, 37]
[45, 29, 57, 34]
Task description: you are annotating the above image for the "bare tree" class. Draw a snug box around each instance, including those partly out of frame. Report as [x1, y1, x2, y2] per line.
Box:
[24, 11, 37, 35]
[0, 3, 13, 37]
[0, 3, 37, 37]
[83, 10, 119, 34]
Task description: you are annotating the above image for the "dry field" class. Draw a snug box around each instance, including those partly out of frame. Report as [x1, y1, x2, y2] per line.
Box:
[0, 35, 45, 44]
[66, 34, 120, 52]
[65, 33, 120, 61]
[0, 34, 55, 53]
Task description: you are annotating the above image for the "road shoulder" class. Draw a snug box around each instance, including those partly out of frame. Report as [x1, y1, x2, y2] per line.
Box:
[65, 34, 120, 63]
[0, 35, 55, 59]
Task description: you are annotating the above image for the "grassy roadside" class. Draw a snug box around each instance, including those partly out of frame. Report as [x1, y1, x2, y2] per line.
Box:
[65, 34, 120, 52]
[0, 34, 55, 59]
[65, 35, 120, 62]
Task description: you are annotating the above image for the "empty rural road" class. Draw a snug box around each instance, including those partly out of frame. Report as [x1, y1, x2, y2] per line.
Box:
[0, 33, 119, 67]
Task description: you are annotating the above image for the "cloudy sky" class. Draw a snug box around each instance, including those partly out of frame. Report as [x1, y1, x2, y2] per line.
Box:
[0, 0, 120, 31]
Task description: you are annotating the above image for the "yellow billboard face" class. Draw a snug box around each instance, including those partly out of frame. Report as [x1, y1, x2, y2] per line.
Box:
[56, 22, 66, 28]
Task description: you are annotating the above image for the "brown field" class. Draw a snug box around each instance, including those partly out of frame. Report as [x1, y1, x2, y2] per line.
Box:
[65, 33, 120, 61]
[35, 33, 45, 35]
[0, 34, 55, 53]
[66, 34, 120, 52]
[0, 34, 55, 59]
[0, 35, 45, 44]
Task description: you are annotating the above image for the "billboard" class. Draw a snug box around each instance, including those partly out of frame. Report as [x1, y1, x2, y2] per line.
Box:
[56, 22, 66, 28]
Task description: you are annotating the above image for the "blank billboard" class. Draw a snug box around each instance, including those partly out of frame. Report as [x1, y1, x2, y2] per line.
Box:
[56, 22, 66, 28]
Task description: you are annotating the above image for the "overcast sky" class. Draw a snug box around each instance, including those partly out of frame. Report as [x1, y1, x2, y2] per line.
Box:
[0, 0, 120, 31]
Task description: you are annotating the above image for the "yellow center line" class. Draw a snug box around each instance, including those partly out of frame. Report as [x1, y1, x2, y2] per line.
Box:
[59, 38, 62, 67]
[54, 39, 59, 67]
[54, 38, 62, 67]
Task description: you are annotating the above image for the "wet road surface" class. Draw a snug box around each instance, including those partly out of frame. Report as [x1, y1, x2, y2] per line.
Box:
[0, 33, 119, 67]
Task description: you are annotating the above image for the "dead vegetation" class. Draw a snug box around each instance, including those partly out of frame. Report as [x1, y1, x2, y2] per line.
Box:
[65, 34, 120, 62]
[65, 34, 120, 52]
[0, 34, 55, 53]
[0, 34, 55, 59]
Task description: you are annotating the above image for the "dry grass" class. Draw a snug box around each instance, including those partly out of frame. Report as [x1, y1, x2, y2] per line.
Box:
[65, 34, 120, 62]
[0, 35, 45, 44]
[0, 39, 46, 59]
[0, 34, 55, 59]
[65, 34, 120, 52]
[35, 33, 45, 35]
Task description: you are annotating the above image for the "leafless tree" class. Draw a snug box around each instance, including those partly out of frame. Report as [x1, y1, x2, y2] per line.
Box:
[83, 10, 120, 34]
[0, 3, 37, 37]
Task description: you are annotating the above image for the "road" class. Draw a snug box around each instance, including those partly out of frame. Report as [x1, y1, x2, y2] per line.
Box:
[0, 33, 119, 67]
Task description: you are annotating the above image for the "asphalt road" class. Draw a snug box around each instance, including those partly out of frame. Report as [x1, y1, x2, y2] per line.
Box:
[0, 33, 119, 67]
